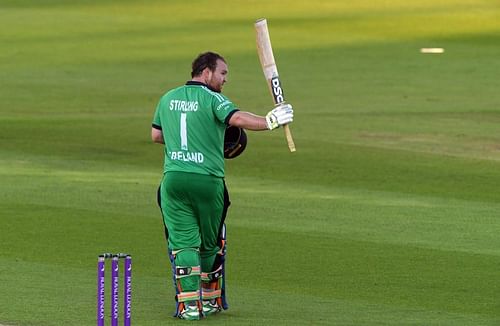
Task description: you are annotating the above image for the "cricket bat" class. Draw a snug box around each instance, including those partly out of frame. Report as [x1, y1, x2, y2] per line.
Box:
[255, 18, 296, 152]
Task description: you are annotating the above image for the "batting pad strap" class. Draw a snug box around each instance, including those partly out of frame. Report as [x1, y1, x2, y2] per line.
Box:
[177, 290, 201, 303]
[202, 288, 222, 300]
[201, 266, 223, 282]
[176, 266, 201, 279]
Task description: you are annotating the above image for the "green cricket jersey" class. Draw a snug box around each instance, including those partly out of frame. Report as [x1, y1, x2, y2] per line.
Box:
[152, 81, 238, 177]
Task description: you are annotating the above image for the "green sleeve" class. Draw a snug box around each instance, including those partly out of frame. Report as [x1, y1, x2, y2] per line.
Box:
[152, 97, 163, 128]
[212, 94, 237, 124]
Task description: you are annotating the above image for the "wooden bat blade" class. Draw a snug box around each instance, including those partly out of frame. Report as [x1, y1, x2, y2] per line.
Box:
[255, 19, 277, 81]
[255, 18, 296, 152]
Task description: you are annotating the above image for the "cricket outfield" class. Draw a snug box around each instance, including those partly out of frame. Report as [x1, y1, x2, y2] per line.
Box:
[1, 0, 499, 325]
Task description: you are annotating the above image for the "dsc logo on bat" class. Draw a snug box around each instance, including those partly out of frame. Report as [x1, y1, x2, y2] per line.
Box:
[271, 76, 284, 103]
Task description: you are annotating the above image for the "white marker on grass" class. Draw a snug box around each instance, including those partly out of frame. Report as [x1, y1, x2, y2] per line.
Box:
[420, 48, 445, 54]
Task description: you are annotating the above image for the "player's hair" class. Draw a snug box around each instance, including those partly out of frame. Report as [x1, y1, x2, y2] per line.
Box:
[191, 52, 226, 77]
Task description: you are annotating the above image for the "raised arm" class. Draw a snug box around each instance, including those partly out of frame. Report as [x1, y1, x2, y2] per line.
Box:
[228, 104, 293, 131]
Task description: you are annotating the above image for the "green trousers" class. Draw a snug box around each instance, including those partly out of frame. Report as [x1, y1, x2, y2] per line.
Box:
[160, 171, 225, 292]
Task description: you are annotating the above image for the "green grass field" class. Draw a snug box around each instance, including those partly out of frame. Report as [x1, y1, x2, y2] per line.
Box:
[1, 0, 500, 325]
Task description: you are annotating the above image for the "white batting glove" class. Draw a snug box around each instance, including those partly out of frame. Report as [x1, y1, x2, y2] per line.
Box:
[265, 103, 293, 130]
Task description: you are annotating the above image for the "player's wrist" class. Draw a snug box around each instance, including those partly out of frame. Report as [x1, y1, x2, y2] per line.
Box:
[265, 111, 279, 130]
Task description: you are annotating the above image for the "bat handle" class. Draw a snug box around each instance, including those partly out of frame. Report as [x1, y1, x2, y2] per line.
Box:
[283, 124, 296, 152]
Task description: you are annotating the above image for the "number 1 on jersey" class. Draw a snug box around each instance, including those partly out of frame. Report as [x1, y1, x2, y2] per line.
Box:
[180, 113, 188, 150]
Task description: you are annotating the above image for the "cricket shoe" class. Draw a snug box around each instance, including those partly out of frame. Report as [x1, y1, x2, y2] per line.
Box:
[202, 300, 222, 316]
[178, 302, 201, 321]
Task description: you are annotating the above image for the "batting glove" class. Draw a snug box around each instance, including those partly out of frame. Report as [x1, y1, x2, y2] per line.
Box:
[265, 103, 293, 130]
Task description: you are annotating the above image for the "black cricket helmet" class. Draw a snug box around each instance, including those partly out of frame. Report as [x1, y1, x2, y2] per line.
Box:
[224, 126, 247, 159]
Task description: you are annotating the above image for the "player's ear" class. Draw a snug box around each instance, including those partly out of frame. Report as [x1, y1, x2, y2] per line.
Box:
[204, 67, 213, 81]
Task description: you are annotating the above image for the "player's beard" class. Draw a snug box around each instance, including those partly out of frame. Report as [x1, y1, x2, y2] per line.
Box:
[208, 77, 223, 93]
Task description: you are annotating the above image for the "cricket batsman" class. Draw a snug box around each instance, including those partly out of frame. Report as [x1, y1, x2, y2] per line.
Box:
[151, 51, 293, 320]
